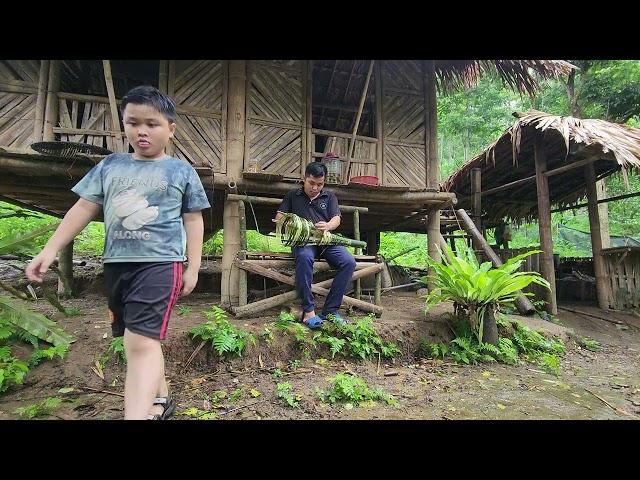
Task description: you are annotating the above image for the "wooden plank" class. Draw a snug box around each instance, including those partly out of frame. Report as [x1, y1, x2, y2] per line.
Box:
[346, 60, 375, 180]
[585, 162, 609, 310]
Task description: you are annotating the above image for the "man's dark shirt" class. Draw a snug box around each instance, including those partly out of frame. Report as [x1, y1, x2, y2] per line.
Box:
[277, 188, 341, 224]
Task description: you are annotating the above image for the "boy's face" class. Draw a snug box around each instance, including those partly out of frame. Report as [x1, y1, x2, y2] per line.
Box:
[303, 174, 325, 198]
[123, 103, 176, 160]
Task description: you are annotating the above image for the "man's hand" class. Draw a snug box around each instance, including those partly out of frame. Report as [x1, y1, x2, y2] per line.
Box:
[314, 221, 331, 232]
[25, 248, 57, 283]
[181, 268, 199, 297]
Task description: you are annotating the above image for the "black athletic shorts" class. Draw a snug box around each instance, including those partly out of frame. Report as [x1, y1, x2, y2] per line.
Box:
[104, 262, 183, 340]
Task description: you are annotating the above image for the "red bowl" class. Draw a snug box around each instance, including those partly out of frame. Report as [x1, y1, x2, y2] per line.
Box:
[349, 175, 379, 186]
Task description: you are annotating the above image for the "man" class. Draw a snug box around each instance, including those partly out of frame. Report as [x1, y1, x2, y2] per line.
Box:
[275, 162, 356, 329]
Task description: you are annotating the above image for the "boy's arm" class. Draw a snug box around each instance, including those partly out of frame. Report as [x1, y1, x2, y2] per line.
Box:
[181, 210, 204, 297]
[25, 198, 101, 283]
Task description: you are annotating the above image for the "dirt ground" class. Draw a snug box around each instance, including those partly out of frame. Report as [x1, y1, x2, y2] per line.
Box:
[2, 264, 640, 420]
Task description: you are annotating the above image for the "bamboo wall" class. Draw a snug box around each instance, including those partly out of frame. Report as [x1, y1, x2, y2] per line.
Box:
[1, 59, 433, 189]
[0, 60, 41, 148]
[602, 247, 640, 309]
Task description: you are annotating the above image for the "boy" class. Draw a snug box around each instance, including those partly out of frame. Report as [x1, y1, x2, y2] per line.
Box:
[26, 85, 210, 419]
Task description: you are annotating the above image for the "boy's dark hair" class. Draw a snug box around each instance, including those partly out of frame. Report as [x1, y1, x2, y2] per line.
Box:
[120, 85, 177, 123]
[305, 161, 327, 178]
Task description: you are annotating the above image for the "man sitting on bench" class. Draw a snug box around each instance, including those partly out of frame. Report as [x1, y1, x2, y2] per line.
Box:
[274, 162, 356, 329]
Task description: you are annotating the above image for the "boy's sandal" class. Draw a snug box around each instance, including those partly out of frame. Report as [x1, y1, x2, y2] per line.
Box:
[147, 395, 176, 420]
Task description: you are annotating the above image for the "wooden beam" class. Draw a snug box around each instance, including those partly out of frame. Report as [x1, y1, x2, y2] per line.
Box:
[345, 60, 375, 183]
[471, 168, 482, 231]
[354, 208, 362, 300]
[221, 60, 246, 307]
[551, 191, 640, 213]
[33, 60, 49, 142]
[585, 163, 609, 310]
[424, 60, 440, 290]
[102, 60, 124, 152]
[304, 60, 313, 177]
[533, 138, 557, 315]
[226, 193, 369, 213]
[42, 60, 60, 142]
[375, 61, 384, 185]
[597, 179, 610, 249]
[481, 155, 604, 197]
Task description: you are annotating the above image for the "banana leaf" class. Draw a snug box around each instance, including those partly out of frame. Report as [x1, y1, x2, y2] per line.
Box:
[0, 296, 74, 347]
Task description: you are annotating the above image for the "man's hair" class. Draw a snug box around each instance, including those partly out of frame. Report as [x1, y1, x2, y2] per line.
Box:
[305, 161, 327, 178]
[120, 85, 177, 123]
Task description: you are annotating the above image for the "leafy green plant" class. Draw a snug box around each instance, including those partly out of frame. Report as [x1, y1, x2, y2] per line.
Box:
[178, 306, 192, 316]
[276, 381, 301, 408]
[316, 372, 398, 407]
[178, 407, 218, 420]
[323, 315, 400, 360]
[189, 306, 255, 358]
[289, 359, 301, 370]
[28, 343, 68, 367]
[14, 397, 62, 419]
[272, 368, 284, 379]
[578, 336, 601, 352]
[420, 319, 565, 373]
[0, 345, 29, 393]
[108, 336, 126, 364]
[423, 241, 550, 343]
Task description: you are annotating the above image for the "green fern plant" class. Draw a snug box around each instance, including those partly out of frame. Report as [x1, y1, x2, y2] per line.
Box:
[189, 306, 255, 358]
[316, 372, 398, 407]
[108, 336, 126, 364]
[14, 396, 62, 419]
[276, 381, 301, 408]
[423, 240, 550, 344]
[0, 345, 29, 393]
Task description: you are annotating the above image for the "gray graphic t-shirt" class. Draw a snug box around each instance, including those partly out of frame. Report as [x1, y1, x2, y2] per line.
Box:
[72, 153, 211, 263]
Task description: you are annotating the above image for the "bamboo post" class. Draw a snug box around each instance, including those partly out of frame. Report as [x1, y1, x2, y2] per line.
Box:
[374, 269, 382, 306]
[33, 60, 50, 142]
[221, 60, 246, 306]
[366, 231, 380, 255]
[353, 209, 361, 300]
[238, 201, 248, 307]
[42, 60, 60, 142]
[585, 163, 610, 310]
[344, 60, 375, 184]
[166, 61, 176, 156]
[424, 61, 440, 291]
[56, 241, 74, 298]
[533, 138, 557, 315]
[597, 179, 611, 249]
[232, 262, 384, 318]
[302, 60, 313, 177]
[102, 60, 123, 152]
[375, 61, 384, 185]
[456, 209, 536, 315]
[471, 168, 482, 232]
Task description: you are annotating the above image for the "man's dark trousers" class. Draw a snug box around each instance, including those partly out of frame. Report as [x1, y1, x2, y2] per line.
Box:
[293, 245, 356, 316]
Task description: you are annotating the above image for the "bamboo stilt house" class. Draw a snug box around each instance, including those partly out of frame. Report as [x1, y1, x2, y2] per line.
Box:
[0, 60, 574, 304]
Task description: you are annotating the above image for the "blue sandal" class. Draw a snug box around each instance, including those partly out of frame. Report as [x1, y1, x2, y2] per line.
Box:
[302, 315, 324, 329]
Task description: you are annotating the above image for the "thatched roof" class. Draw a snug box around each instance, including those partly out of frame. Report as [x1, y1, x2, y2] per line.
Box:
[442, 110, 640, 227]
[434, 60, 575, 95]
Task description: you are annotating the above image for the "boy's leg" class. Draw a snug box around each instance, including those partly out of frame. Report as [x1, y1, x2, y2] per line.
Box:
[320, 246, 356, 316]
[293, 246, 318, 321]
[121, 262, 182, 419]
[123, 329, 165, 419]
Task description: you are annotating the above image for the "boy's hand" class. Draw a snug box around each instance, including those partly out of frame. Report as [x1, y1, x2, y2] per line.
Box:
[25, 249, 56, 283]
[181, 268, 198, 297]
